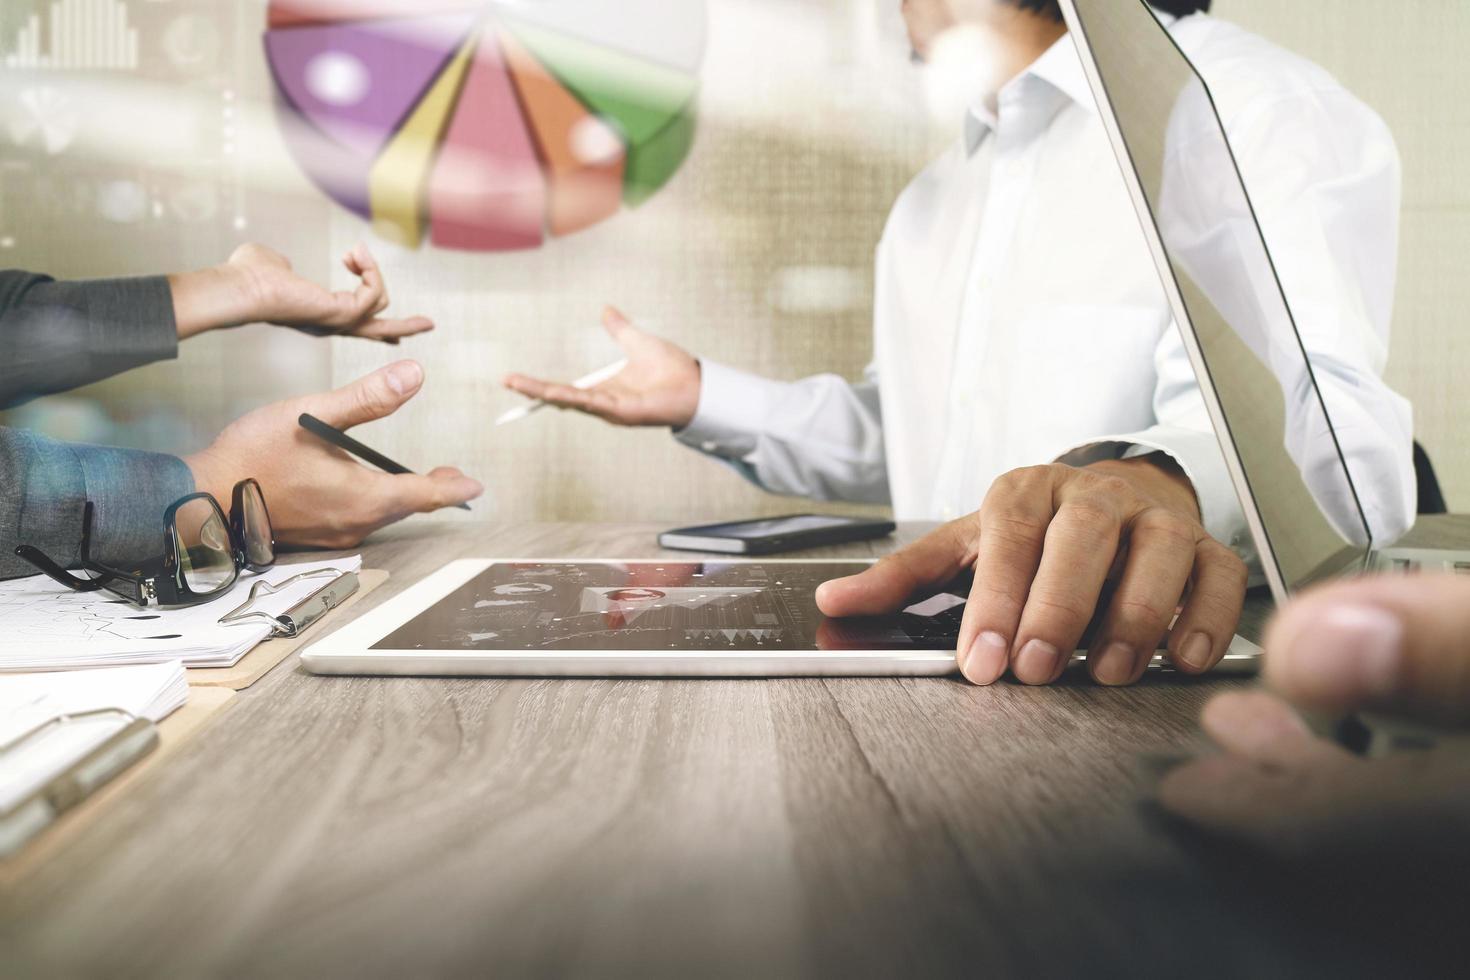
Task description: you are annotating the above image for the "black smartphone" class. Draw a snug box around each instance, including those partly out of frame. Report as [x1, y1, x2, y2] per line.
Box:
[658, 514, 897, 555]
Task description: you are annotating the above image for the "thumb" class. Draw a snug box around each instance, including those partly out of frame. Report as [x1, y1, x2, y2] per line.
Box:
[815, 520, 975, 618]
[1263, 574, 1470, 727]
[601, 306, 644, 350]
[314, 360, 424, 430]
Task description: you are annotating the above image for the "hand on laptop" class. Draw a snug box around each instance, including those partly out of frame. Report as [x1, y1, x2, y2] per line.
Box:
[1157, 574, 1470, 861]
[816, 456, 1248, 686]
[170, 242, 435, 344]
[501, 307, 701, 427]
[185, 361, 483, 549]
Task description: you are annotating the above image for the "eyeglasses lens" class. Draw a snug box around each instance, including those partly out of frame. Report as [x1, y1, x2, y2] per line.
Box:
[176, 497, 234, 594]
[240, 482, 275, 568]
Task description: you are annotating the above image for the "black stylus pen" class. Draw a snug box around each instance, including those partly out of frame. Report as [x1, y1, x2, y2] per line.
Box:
[298, 413, 472, 511]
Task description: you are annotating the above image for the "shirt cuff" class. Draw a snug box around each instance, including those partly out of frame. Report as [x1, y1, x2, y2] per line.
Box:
[1055, 425, 1253, 561]
[13, 432, 195, 572]
[75, 442, 196, 569]
[673, 359, 798, 460]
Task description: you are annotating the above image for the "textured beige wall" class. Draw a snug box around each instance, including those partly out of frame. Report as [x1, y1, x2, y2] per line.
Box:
[1214, 0, 1470, 509]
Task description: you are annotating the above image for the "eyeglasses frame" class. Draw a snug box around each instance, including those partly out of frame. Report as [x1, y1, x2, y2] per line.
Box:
[13, 479, 275, 608]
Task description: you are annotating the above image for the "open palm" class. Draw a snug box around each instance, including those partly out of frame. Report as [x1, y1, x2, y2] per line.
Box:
[502, 307, 702, 428]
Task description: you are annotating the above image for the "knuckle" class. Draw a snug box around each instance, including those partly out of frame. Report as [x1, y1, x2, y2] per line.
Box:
[1134, 509, 1198, 549]
[1200, 541, 1249, 584]
[1085, 472, 1134, 499]
[1026, 589, 1095, 626]
[1054, 498, 1117, 532]
[987, 464, 1050, 499]
[353, 380, 394, 419]
[1112, 594, 1175, 626]
[966, 581, 1026, 620]
[983, 512, 1050, 546]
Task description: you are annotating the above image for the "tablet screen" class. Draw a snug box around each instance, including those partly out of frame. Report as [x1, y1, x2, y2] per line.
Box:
[371, 561, 965, 652]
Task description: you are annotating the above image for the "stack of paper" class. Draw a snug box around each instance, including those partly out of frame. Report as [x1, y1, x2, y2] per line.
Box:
[0, 660, 188, 745]
[1, 660, 189, 852]
[0, 557, 360, 672]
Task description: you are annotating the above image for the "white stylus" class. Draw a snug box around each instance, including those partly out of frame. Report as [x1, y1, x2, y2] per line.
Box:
[495, 359, 629, 426]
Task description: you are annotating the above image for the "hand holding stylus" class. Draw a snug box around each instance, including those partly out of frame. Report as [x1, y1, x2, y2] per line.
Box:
[186, 362, 482, 550]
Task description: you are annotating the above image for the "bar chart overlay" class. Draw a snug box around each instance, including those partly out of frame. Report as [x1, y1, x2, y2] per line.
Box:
[263, 1, 705, 251]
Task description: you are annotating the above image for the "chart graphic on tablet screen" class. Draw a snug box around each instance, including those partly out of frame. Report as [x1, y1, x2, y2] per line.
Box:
[263, 1, 705, 251]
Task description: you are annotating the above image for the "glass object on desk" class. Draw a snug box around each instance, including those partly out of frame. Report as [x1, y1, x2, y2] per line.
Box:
[14, 479, 277, 608]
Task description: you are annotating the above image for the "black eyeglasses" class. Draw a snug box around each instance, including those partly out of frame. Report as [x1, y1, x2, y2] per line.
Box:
[15, 479, 276, 608]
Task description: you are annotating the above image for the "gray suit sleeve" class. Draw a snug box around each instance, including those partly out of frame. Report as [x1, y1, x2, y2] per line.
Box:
[0, 270, 179, 409]
[0, 427, 195, 580]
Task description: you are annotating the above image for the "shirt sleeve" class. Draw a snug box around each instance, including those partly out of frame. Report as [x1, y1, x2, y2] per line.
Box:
[0, 271, 179, 409]
[673, 359, 890, 504]
[1059, 82, 1416, 560]
[1220, 87, 1416, 544]
[0, 426, 195, 580]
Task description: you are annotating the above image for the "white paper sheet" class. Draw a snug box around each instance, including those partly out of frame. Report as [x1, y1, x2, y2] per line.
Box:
[0, 556, 361, 671]
[0, 660, 188, 813]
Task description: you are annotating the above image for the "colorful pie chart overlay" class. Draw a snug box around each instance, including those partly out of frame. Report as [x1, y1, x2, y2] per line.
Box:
[263, 1, 705, 251]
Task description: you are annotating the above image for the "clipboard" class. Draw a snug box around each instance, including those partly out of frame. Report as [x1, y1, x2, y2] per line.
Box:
[0, 686, 236, 884]
[186, 569, 390, 690]
[1, 567, 388, 875]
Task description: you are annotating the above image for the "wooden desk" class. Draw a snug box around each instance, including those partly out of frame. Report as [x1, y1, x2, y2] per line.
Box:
[5, 518, 1467, 977]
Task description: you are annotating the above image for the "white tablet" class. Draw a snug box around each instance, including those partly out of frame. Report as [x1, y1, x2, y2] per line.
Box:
[301, 558, 1262, 678]
[300, 558, 962, 677]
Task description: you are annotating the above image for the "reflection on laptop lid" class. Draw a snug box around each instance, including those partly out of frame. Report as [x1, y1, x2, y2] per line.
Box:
[1058, 0, 1373, 602]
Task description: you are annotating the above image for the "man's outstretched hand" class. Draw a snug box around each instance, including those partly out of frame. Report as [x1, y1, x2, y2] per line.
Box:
[170, 242, 435, 344]
[816, 458, 1247, 686]
[185, 361, 482, 549]
[502, 307, 702, 428]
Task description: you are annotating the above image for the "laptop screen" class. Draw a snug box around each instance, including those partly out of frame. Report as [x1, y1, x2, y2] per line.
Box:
[1061, 0, 1373, 595]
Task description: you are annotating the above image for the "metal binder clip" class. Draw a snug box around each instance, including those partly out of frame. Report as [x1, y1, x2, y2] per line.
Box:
[1, 708, 159, 855]
[217, 568, 360, 639]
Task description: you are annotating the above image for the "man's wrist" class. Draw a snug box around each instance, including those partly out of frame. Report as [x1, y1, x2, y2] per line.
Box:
[183, 448, 234, 503]
[1088, 454, 1201, 522]
[671, 358, 702, 430]
[168, 265, 259, 340]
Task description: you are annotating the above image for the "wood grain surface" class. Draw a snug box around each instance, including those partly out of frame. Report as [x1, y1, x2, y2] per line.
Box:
[4, 517, 1467, 978]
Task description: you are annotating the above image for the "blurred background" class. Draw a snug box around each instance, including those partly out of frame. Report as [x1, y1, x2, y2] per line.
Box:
[2, 0, 1466, 527]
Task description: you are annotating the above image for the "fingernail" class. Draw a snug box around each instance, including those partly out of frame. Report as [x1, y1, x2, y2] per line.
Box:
[962, 631, 1010, 685]
[1179, 632, 1213, 671]
[386, 361, 423, 395]
[1015, 639, 1062, 684]
[1288, 603, 1402, 700]
[1093, 642, 1138, 686]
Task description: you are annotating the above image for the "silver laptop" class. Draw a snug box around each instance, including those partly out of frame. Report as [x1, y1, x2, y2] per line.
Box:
[1061, 0, 1469, 608]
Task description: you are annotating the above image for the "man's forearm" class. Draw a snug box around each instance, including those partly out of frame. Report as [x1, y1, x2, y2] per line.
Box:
[0, 427, 194, 579]
[0, 271, 180, 409]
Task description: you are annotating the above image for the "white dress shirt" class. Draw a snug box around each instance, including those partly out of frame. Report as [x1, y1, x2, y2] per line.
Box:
[675, 13, 1415, 556]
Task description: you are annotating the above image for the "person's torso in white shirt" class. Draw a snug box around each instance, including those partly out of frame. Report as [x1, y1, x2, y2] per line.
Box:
[876, 11, 1409, 530]
[678, 11, 1414, 551]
